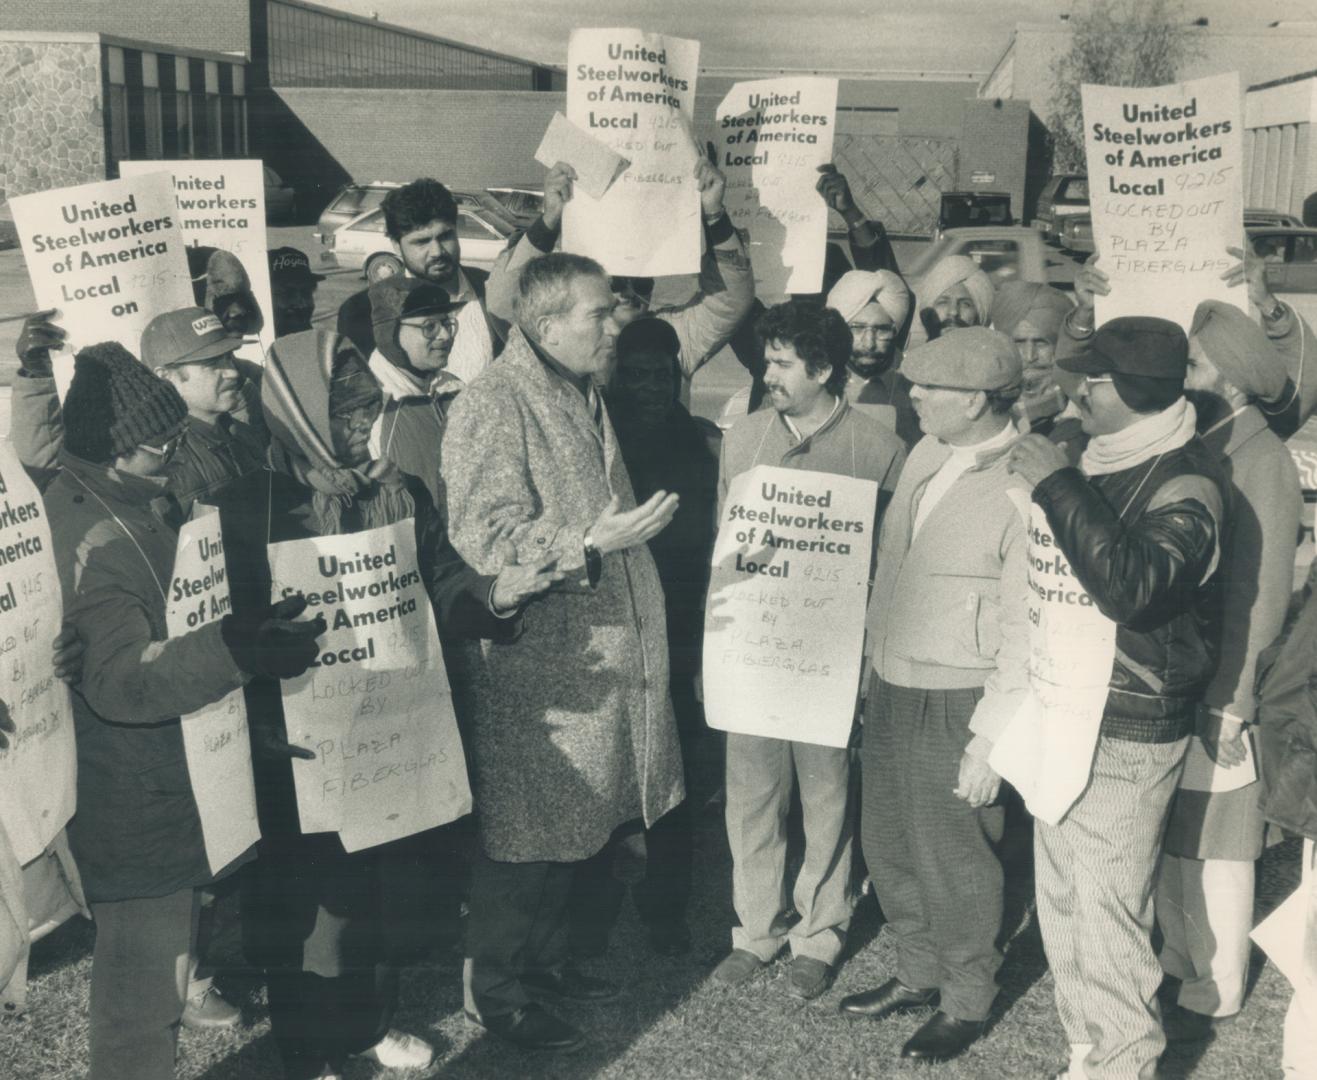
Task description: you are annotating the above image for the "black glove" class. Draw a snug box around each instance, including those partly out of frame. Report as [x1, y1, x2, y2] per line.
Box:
[0, 698, 13, 751]
[16, 309, 66, 377]
[221, 594, 326, 680]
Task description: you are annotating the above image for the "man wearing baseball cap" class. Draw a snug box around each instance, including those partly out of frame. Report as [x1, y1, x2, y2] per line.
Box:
[1007, 316, 1228, 1079]
[841, 327, 1031, 1064]
[140, 307, 268, 517]
[268, 245, 325, 338]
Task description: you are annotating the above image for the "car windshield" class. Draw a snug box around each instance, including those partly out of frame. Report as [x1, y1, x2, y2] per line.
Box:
[940, 197, 1011, 229]
[1060, 178, 1088, 202]
[329, 187, 390, 216]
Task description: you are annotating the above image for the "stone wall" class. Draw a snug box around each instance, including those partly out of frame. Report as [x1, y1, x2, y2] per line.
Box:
[0, 39, 106, 202]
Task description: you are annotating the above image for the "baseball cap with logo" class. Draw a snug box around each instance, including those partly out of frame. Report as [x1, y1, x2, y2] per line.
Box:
[268, 246, 326, 286]
[140, 306, 245, 368]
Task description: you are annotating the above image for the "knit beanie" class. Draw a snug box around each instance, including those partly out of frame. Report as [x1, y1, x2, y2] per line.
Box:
[1190, 300, 1288, 401]
[63, 342, 189, 463]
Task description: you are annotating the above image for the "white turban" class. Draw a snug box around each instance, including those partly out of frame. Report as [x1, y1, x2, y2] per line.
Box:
[826, 270, 911, 327]
[918, 254, 994, 325]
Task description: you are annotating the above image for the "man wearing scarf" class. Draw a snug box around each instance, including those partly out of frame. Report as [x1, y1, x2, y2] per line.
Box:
[1156, 302, 1302, 1043]
[909, 254, 995, 348]
[214, 329, 560, 1079]
[824, 269, 919, 445]
[1008, 317, 1228, 1080]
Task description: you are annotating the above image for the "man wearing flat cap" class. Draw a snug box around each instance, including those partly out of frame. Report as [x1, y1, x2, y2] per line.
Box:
[840, 327, 1030, 1064]
[1007, 315, 1229, 1080]
[1155, 301, 1302, 1043]
[365, 277, 465, 508]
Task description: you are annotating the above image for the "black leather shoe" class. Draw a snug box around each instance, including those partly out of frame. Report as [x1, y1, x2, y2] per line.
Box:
[838, 977, 938, 1019]
[464, 1004, 584, 1052]
[522, 965, 620, 1004]
[900, 1010, 986, 1063]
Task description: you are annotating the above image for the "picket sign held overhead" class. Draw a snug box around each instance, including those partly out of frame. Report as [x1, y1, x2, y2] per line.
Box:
[703, 464, 876, 749]
[716, 77, 838, 302]
[267, 519, 472, 853]
[120, 159, 274, 362]
[1081, 71, 1246, 332]
[10, 172, 194, 396]
[563, 28, 702, 277]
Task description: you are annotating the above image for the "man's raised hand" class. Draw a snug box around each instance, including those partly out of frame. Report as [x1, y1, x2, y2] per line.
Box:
[542, 162, 577, 232]
[16, 309, 65, 377]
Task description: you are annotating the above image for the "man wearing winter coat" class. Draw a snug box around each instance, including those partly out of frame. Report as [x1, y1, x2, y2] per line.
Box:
[441, 252, 685, 1054]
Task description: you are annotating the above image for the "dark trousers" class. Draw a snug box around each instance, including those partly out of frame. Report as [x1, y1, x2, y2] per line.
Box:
[463, 848, 574, 1019]
[266, 967, 396, 1079]
[862, 678, 1005, 1022]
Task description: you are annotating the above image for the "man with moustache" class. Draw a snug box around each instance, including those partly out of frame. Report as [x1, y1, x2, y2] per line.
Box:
[908, 255, 995, 347]
[338, 180, 506, 380]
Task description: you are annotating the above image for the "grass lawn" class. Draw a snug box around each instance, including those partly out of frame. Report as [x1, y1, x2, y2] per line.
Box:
[0, 804, 1303, 1080]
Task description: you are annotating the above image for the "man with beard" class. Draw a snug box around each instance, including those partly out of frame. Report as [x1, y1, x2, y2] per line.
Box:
[825, 269, 919, 445]
[268, 246, 325, 338]
[337, 180, 506, 381]
[908, 255, 995, 347]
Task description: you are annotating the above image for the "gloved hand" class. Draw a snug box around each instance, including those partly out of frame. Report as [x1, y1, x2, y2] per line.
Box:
[16, 309, 66, 377]
[221, 594, 326, 679]
[0, 698, 13, 751]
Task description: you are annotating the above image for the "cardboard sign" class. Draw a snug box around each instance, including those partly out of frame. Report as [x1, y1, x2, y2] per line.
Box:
[563, 28, 702, 276]
[10, 173, 194, 395]
[703, 465, 876, 748]
[535, 111, 631, 200]
[988, 498, 1116, 826]
[717, 77, 839, 301]
[267, 520, 472, 852]
[1082, 72, 1245, 331]
[0, 442, 76, 865]
[165, 505, 259, 873]
[120, 159, 274, 360]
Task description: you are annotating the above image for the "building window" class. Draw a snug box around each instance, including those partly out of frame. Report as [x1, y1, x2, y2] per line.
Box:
[105, 46, 129, 171]
[175, 56, 193, 157]
[141, 53, 163, 158]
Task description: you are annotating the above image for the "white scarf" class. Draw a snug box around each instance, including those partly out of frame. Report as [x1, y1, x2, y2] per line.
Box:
[1080, 397, 1197, 477]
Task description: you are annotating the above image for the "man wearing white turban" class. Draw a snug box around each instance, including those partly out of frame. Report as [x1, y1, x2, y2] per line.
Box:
[912, 255, 995, 345]
[827, 269, 919, 444]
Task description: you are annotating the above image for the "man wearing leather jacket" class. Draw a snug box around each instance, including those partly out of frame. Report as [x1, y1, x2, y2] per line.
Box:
[1007, 316, 1228, 1080]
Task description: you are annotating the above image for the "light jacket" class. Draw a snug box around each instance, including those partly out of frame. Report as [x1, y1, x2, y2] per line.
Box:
[866, 429, 1031, 744]
[44, 451, 252, 902]
[441, 326, 684, 862]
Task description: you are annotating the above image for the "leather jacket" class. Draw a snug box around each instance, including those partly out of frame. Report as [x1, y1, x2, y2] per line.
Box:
[1032, 438, 1228, 743]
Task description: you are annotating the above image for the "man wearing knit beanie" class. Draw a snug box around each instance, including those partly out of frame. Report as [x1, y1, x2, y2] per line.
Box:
[44, 341, 325, 1080]
[360, 277, 462, 508]
[1155, 299, 1302, 1045]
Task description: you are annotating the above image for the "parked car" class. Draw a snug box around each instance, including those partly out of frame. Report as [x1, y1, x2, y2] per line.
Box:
[1245, 207, 1304, 229]
[935, 191, 1014, 240]
[906, 225, 1049, 292]
[1249, 226, 1317, 320]
[1058, 213, 1095, 256]
[485, 187, 544, 228]
[324, 203, 514, 280]
[1034, 175, 1089, 244]
[315, 182, 401, 244]
[264, 166, 297, 223]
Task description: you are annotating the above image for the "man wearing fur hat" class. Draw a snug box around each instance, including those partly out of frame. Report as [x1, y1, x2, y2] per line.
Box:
[840, 327, 1029, 1064]
[42, 343, 324, 1080]
[1008, 316, 1229, 1080]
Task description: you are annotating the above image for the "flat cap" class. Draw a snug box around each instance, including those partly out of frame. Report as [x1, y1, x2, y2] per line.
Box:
[902, 326, 1022, 391]
[1058, 316, 1188, 379]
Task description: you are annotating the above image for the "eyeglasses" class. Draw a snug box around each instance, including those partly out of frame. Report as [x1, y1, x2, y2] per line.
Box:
[401, 315, 457, 340]
[140, 429, 188, 460]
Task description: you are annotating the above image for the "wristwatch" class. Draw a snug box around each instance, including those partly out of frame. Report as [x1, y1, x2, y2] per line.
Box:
[583, 534, 602, 588]
[1262, 297, 1286, 322]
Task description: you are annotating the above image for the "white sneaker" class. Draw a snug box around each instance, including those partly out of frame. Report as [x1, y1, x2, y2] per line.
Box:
[353, 1030, 435, 1069]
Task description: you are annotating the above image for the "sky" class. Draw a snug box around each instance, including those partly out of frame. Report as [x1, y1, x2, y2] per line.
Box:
[313, 0, 1317, 75]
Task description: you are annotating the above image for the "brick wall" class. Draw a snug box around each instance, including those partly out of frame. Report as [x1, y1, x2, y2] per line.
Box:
[0, 0, 251, 58]
[266, 87, 563, 193]
[0, 39, 105, 201]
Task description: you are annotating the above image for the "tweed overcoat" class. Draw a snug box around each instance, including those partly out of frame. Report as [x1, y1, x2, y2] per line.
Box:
[441, 326, 684, 862]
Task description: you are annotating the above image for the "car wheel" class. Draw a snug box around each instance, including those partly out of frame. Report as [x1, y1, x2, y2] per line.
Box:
[366, 253, 404, 282]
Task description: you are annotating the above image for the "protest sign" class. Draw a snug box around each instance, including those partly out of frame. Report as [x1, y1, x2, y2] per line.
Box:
[165, 505, 259, 873]
[703, 465, 876, 748]
[563, 28, 701, 276]
[988, 498, 1116, 826]
[1082, 72, 1245, 331]
[267, 520, 471, 852]
[535, 111, 631, 200]
[716, 77, 838, 301]
[120, 159, 274, 359]
[10, 172, 194, 395]
[0, 442, 76, 866]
